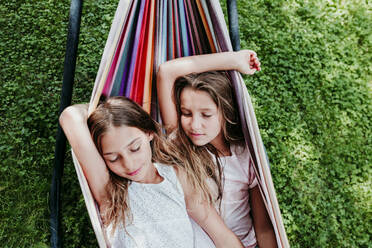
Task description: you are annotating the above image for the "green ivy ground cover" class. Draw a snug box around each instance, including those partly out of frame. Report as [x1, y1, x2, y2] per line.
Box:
[0, 0, 370, 247]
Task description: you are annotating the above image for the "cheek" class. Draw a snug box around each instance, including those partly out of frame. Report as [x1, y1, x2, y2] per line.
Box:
[141, 142, 154, 161]
[180, 116, 189, 129]
[210, 117, 223, 134]
[106, 162, 121, 175]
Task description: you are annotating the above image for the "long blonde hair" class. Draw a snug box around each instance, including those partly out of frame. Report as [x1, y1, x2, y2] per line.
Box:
[173, 71, 245, 201]
[87, 96, 215, 231]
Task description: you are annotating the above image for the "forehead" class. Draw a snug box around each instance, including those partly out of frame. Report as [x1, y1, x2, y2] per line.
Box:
[101, 126, 144, 152]
[180, 88, 217, 110]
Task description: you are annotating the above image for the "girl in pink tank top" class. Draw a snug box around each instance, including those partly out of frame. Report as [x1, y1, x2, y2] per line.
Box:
[157, 50, 277, 248]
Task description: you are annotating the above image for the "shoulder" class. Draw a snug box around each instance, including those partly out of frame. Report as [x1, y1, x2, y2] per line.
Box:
[231, 142, 248, 157]
[172, 166, 193, 195]
[154, 163, 181, 185]
[154, 162, 175, 175]
[165, 129, 182, 145]
[172, 166, 187, 184]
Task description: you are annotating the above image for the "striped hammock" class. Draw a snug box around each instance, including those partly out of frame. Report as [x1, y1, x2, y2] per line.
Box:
[72, 0, 290, 247]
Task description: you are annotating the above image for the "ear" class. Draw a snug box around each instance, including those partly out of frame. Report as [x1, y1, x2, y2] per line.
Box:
[147, 132, 154, 141]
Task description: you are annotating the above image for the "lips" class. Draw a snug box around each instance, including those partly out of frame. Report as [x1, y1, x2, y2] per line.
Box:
[127, 167, 141, 176]
[190, 132, 203, 137]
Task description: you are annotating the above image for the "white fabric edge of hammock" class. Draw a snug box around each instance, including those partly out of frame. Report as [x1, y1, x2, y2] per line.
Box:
[89, 0, 131, 115]
[73, 2, 130, 247]
[239, 73, 290, 248]
[233, 71, 278, 239]
[89, 0, 130, 100]
[234, 70, 282, 248]
[71, 150, 109, 248]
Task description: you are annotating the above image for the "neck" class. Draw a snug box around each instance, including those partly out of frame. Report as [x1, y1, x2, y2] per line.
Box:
[210, 134, 231, 156]
[142, 163, 164, 184]
[218, 147, 231, 156]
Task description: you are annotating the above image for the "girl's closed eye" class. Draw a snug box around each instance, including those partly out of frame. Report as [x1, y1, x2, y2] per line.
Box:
[181, 110, 192, 117]
[108, 156, 119, 163]
[130, 144, 141, 152]
[202, 113, 212, 118]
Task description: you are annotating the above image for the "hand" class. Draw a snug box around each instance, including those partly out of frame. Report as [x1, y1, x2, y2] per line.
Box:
[236, 50, 261, 75]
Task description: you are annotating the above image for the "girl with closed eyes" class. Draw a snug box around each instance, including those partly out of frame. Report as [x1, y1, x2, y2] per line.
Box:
[157, 50, 277, 248]
[60, 96, 243, 248]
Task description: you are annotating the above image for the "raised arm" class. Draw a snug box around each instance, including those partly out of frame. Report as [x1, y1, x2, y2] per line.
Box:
[175, 167, 244, 248]
[156, 50, 260, 130]
[59, 104, 110, 209]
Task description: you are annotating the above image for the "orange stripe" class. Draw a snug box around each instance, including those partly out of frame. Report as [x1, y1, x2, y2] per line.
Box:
[143, 0, 156, 113]
[195, 0, 216, 53]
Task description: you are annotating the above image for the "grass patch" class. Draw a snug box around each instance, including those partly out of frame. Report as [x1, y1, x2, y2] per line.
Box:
[0, 0, 370, 247]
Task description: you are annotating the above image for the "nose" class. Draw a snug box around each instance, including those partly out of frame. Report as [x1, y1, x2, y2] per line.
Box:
[191, 115, 202, 130]
[120, 155, 136, 172]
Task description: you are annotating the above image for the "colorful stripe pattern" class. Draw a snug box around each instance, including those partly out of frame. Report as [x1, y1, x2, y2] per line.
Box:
[90, 0, 224, 116]
[84, 0, 289, 247]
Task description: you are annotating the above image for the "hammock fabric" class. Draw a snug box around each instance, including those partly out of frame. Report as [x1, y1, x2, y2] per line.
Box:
[72, 0, 290, 247]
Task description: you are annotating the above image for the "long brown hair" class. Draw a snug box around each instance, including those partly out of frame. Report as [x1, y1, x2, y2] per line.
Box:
[87, 96, 215, 232]
[173, 71, 244, 202]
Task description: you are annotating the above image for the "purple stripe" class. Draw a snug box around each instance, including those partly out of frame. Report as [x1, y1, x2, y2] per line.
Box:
[125, 0, 146, 97]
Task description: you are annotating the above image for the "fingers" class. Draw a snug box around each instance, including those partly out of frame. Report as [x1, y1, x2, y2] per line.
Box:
[249, 52, 261, 72]
[246, 67, 257, 75]
[246, 50, 257, 57]
[237, 50, 261, 74]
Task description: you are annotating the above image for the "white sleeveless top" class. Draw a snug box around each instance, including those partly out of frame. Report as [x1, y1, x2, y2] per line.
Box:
[107, 163, 215, 248]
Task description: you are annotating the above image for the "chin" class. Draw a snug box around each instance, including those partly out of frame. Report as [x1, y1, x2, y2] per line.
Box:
[190, 139, 208, 147]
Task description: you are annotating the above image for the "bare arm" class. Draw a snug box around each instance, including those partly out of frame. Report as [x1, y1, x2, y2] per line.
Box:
[157, 50, 260, 130]
[175, 168, 243, 248]
[250, 186, 278, 248]
[59, 104, 110, 209]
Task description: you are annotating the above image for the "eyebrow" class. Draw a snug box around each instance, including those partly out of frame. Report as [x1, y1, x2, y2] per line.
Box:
[180, 106, 214, 112]
[103, 137, 141, 155]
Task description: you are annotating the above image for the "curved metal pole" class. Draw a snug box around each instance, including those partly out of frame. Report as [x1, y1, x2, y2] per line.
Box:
[50, 1, 82, 247]
[227, 0, 240, 51]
